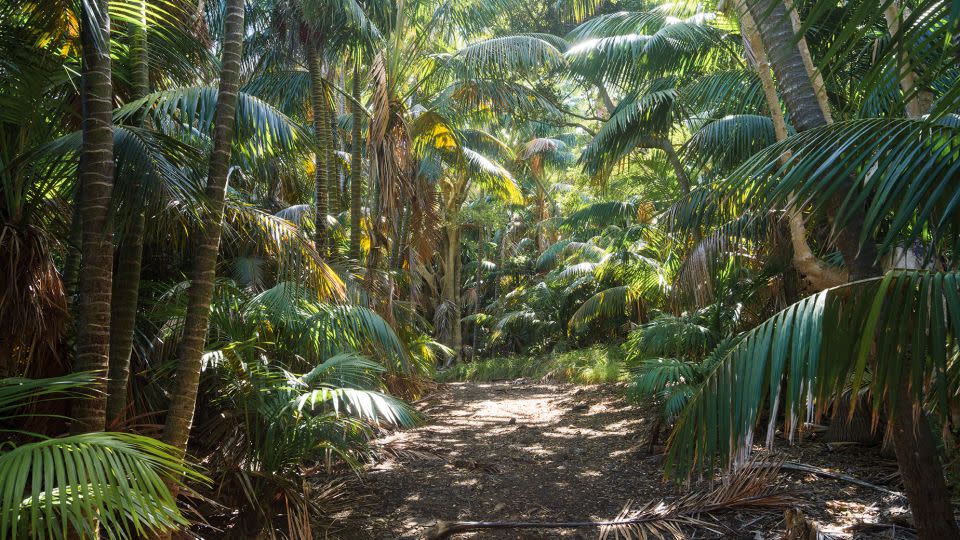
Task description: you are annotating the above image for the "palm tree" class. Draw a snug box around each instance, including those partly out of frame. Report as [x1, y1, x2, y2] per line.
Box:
[349, 59, 365, 260]
[107, 0, 150, 423]
[72, 0, 116, 434]
[162, 0, 246, 487]
[730, 1, 958, 535]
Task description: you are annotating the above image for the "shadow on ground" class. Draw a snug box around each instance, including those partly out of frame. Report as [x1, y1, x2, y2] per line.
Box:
[352, 380, 911, 539]
[355, 380, 676, 539]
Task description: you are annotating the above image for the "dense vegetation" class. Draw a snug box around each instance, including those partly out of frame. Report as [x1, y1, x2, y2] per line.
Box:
[2, 0, 959, 537]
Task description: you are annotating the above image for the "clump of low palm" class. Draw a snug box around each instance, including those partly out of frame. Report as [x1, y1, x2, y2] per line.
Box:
[625, 309, 739, 449]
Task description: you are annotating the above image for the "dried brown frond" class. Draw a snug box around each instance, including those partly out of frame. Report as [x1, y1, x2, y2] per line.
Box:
[599, 458, 794, 539]
[0, 223, 67, 377]
[384, 372, 436, 401]
[427, 459, 793, 540]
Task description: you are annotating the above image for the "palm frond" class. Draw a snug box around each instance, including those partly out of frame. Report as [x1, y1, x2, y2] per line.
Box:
[716, 118, 960, 257]
[0, 433, 203, 540]
[666, 271, 960, 478]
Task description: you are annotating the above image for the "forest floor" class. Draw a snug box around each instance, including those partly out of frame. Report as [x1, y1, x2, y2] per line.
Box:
[353, 379, 918, 539]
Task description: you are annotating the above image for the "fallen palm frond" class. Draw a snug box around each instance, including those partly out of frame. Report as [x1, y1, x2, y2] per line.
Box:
[426, 459, 793, 539]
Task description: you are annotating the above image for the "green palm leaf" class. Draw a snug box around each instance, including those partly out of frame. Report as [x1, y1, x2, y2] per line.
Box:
[714, 118, 960, 256]
[0, 433, 202, 540]
[666, 271, 960, 478]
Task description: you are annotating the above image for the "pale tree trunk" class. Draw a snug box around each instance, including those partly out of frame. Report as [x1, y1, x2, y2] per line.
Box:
[330, 65, 345, 216]
[72, 0, 115, 434]
[162, 0, 244, 495]
[309, 42, 333, 258]
[744, 0, 959, 535]
[107, 0, 150, 423]
[441, 209, 462, 361]
[743, 0, 876, 279]
[349, 62, 363, 261]
[883, 1, 934, 118]
[442, 228, 462, 360]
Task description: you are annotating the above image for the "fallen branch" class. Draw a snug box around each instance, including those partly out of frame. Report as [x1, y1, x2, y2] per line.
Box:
[426, 459, 793, 539]
[753, 461, 905, 499]
[426, 517, 700, 540]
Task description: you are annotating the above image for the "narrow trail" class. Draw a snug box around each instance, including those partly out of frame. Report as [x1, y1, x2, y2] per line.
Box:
[359, 380, 670, 538]
[356, 380, 906, 539]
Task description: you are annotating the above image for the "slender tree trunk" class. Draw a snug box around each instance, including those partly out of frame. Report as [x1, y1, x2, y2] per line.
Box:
[72, 0, 115, 434]
[162, 0, 244, 490]
[745, 0, 959, 535]
[330, 66, 344, 216]
[308, 43, 333, 258]
[391, 204, 410, 270]
[107, 1, 150, 423]
[442, 219, 462, 360]
[349, 62, 363, 261]
[367, 168, 383, 272]
[107, 213, 144, 422]
[883, 1, 934, 118]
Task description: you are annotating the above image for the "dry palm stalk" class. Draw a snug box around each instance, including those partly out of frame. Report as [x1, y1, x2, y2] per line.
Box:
[754, 460, 905, 499]
[426, 459, 794, 539]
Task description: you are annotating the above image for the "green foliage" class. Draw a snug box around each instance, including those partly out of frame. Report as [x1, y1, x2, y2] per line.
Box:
[439, 345, 626, 384]
[0, 375, 203, 540]
[666, 272, 960, 477]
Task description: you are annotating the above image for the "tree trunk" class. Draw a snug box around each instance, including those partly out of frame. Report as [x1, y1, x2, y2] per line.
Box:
[309, 43, 333, 258]
[72, 0, 115, 434]
[330, 65, 344, 216]
[883, 2, 934, 118]
[745, 0, 959, 535]
[106, 212, 144, 423]
[891, 385, 960, 539]
[391, 204, 410, 270]
[442, 220, 462, 360]
[743, 0, 876, 279]
[162, 0, 244, 491]
[737, 3, 845, 290]
[349, 61, 363, 261]
[107, 1, 150, 423]
[658, 138, 691, 196]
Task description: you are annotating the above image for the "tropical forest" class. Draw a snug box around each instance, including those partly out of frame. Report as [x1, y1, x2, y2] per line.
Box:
[2, 0, 960, 537]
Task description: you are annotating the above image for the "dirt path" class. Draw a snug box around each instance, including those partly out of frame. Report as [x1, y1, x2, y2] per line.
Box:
[355, 380, 911, 539]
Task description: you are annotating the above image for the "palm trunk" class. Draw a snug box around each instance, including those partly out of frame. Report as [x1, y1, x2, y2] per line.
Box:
[391, 204, 410, 270]
[737, 3, 845, 290]
[330, 66, 344, 216]
[162, 0, 244, 486]
[367, 169, 383, 272]
[883, 2, 933, 118]
[349, 62, 363, 261]
[442, 219, 462, 360]
[107, 2, 150, 423]
[309, 43, 332, 258]
[106, 213, 144, 422]
[72, 0, 115, 434]
[745, 0, 959, 535]
[743, 0, 876, 279]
